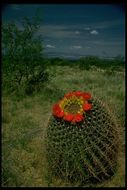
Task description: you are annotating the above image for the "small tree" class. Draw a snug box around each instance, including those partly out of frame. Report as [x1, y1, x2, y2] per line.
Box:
[2, 14, 48, 94]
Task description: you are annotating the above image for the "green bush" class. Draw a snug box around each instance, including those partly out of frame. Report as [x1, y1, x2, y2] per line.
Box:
[2, 15, 48, 95]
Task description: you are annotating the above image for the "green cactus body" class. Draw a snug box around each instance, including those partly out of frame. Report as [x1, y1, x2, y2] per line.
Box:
[46, 96, 119, 185]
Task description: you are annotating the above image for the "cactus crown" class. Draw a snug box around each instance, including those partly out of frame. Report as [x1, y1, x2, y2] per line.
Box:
[52, 91, 92, 124]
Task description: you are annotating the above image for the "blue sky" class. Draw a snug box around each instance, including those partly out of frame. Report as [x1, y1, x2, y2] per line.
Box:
[2, 4, 125, 59]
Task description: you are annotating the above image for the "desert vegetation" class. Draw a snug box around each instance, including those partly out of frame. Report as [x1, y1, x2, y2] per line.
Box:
[2, 16, 125, 187]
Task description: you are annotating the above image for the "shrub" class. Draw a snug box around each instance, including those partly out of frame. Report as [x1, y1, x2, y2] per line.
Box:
[2, 14, 48, 94]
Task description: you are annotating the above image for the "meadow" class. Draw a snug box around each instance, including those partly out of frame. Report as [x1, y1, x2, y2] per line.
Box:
[2, 60, 125, 187]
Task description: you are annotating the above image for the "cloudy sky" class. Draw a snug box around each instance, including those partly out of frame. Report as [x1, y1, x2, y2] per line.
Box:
[2, 4, 125, 59]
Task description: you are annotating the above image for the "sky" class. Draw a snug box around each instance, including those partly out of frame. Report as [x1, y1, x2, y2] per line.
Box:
[2, 4, 125, 59]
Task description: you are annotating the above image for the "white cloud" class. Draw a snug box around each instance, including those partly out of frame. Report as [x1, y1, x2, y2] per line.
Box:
[46, 44, 56, 48]
[90, 30, 99, 35]
[84, 27, 91, 30]
[93, 19, 124, 29]
[71, 46, 82, 49]
[38, 25, 74, 38]
[75, 31, 80, 34]
[92, 40, 125, 46]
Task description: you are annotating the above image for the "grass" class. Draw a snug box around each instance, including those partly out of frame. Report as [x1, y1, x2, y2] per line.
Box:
[2, 64, 125, 187]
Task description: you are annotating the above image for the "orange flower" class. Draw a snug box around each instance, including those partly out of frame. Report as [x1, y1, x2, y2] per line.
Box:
[73, 91, 82, 97]
[52, 91, 92, 123]
[81, 92, 91, 100]
[83, 103, 92, 111]
[72, 114, 84, 123]
[52, 104, 64, 118]
[64, 113, 74, 122]
[64, 92, 73, 98]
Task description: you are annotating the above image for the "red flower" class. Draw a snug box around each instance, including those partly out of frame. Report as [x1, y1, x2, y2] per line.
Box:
[83, 103, 92, 111]
[73, 91, 82, 97]
[81, 92, 91, 100]
[64, 113, 74, 122]
[64, 92, 73, 98]
[52, 104, 64, 118]
[72, 114, 84, 123]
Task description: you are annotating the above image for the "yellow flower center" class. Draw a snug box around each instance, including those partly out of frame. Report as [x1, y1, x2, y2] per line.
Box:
[59, 96, 84, 115]
[64, 103, 80, 114]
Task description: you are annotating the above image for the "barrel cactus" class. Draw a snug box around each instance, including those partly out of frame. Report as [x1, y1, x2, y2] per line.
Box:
[46, 91, 119, 186]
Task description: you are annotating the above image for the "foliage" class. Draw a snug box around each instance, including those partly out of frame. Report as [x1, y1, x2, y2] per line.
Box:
[42, 56, 124, 71]
[78, 56, 124, 70]
[2, 15, 48, 94]
[2, 64, 125, 187]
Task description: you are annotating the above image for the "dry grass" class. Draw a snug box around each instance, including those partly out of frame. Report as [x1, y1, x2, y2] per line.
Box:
[2, 65, 125, 187]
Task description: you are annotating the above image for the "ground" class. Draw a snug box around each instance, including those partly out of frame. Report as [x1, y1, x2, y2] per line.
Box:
[2, 65, 125, 187]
